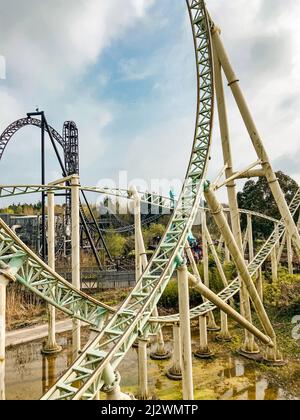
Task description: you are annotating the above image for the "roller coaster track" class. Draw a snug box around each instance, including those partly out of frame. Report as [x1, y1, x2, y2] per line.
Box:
[39, 0, 213, 400]
[0, 117, 64, 159]
[0, 219, 114, 329]
[0, 184, 280, 225]
[0, 0, 295, 401]
[156, 186, 300, 324]
[0, 183, 297, 330]
[0, 119, 113, 269]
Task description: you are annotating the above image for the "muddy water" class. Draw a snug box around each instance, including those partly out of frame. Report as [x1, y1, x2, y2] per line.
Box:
[5, 329, 298, 400]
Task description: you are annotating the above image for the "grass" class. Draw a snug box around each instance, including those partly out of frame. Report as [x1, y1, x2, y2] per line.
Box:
[6, 283, 47, 331]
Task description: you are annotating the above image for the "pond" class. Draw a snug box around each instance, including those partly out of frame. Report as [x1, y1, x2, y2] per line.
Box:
[5, 328, 299, 400]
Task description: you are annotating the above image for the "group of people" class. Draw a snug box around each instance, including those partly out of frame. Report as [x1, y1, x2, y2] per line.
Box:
[188, 233, 203, 263]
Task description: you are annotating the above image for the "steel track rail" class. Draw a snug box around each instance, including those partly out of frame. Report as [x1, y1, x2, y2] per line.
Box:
[0, 184, 280, 224]
[0, 181, 281, 331]
[0, 219, 114, 328]
[41, 0, 214, 400]
[0, 118, 64, 160]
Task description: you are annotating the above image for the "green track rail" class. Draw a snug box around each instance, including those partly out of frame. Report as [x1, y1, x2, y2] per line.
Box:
[0, 220, 113, 329]
[40, 0, 214, 400]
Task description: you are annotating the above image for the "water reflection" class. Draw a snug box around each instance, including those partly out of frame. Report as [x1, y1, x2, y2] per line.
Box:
[217, 356, 281, 400]
[5, 330, 297, 400]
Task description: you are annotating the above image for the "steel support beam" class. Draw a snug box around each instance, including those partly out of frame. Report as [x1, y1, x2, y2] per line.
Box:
[42, 190, 62, 354]
[178, 265, 194, 401]
[71, 175, 81, 357]
[204, 186, 277, 349]
[212, 24, 300, 258]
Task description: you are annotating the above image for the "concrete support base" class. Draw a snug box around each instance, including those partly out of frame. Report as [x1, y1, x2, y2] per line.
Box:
[207, 312, 220, 332]
[41, 344, 63, 355]
[194, 349, 214, 360]
[237, 349, 262, 362]
[263, 347, 286, 367]
[240, 333, 260, 357]
[166, 368, 183, 381]
[150, 329, 171, 360]
[150, 349, 171, 361]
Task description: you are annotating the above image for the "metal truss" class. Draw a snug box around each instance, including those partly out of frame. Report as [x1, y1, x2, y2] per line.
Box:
[41, 0, 214, 400]
[0, 219, 114, 329]
[0, 117, 64, 160]
[0, 184, 280, 225]
[63, 121, 80, 232]
[0, 183, 296, 334]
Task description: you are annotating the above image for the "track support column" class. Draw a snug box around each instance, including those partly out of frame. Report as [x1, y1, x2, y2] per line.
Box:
[212, 42, 254, 352]
[194, 315, 214, 359]
[167, 323, 182, 380]
[103, 369, 133, 401]
[212, 24, 300, 258]
[256, 268, 264, 302]
[42, 190, 62, 355]
[0, 269, 16, 401]
[130, 187, 169, 360]
[204, 185, 282, 361]
[287, 234, 294, 275]
[71, 175, 81, 358]
[0, 275, 9, 400]
[133, 189, 143, 282]
[178, 265, 194, 400]
[138, 337, 149, 400]
[271, 248, 278, 283]
[202, 211, 219, 331]
[217, 311, 232, 343]
[247, 214, 254, 262]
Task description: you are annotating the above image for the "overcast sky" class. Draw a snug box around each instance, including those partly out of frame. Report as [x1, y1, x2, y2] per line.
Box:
[0, 0, 300, 206]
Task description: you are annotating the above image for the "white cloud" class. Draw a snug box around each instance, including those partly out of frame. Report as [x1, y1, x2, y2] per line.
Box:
[0, 0, 155, 190]
[1, 0, 300, 207]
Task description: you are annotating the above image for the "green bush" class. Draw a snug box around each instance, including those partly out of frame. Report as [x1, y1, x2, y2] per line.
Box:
[158, 280, 203, 311]
[197, 260, 237, 293]
[264, 268, 300, 314]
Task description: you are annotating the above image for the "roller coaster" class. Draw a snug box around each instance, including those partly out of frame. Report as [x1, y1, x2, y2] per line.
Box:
[0, 0, 299, 400]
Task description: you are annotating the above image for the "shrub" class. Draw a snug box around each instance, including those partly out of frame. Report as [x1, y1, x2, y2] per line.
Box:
[263, 269, 300, 314]
[158, 279, 203, 311]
